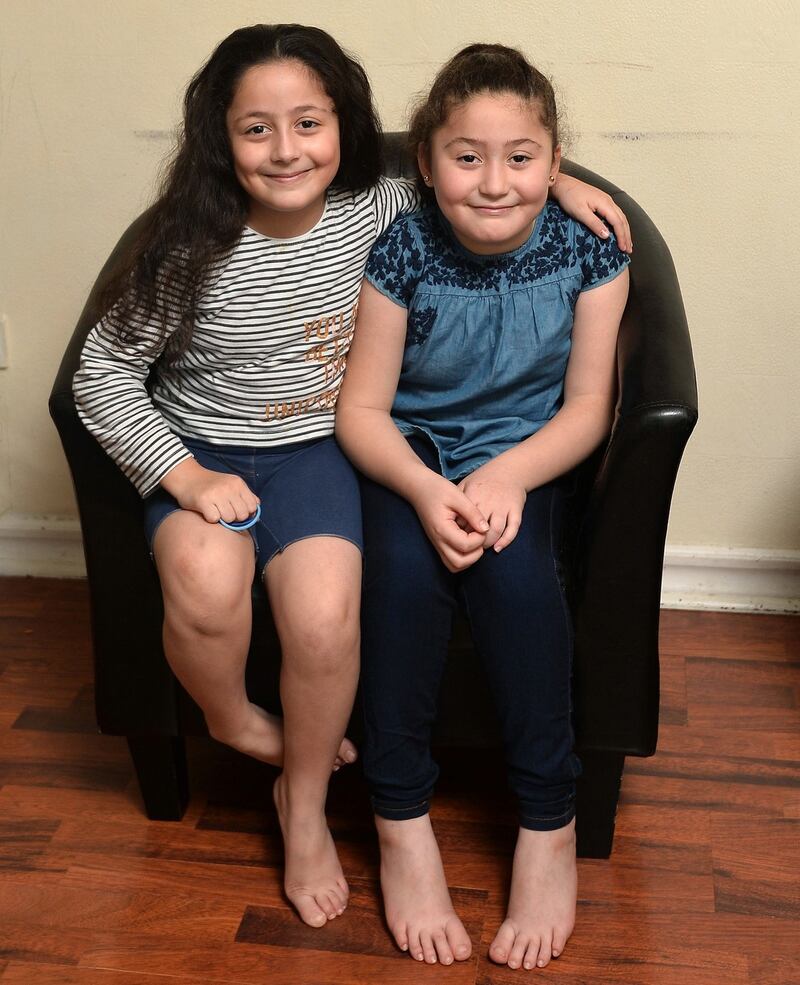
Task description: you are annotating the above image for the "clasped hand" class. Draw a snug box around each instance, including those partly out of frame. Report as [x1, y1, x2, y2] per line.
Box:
[410, 461, 527, 572]
[457, 459, 527, 552]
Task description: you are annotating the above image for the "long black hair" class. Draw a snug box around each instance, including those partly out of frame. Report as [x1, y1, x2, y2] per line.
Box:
[100, 24, 384, 361]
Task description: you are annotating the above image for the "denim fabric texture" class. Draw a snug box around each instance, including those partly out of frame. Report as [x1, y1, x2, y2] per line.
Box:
[143, 435, 363, 573]
[365, 201, 630, 482]
[360, 435, 580, 831]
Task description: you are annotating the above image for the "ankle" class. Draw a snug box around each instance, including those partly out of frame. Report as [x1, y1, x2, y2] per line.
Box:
[376, 813, 432, 846]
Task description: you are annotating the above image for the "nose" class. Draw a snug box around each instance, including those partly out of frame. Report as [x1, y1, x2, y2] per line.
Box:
[270, 127, 300, 164]
[479, 160, 509, 199]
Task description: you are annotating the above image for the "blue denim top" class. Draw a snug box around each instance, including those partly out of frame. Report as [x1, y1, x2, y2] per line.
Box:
[364, 201, 630, 480]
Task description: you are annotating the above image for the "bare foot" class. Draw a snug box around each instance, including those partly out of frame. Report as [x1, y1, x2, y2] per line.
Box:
[377, 814, 472, 965]
[273, 773, 349, 927]
[208, 701, 357, 770]
[488, 819, 577, 970]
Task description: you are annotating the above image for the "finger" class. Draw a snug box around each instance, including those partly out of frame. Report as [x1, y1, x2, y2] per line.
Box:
[583, 211, 612, 241]
[437, 523, 487, 554]
[493, 513, 522, 552]
[451, 493, 489, 535]
[216, 500, 238, 524]
[596, 203, 632, 253]
[441, 543, 484, 572]
[200, 503, 221, 524]
[481, 513, 506, 549]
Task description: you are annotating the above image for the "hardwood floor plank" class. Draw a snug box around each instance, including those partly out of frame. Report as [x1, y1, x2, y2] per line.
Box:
[711, 816, 800, 919]
[0, 883, 243, 941]
[657, 723, 800, 762]
[235, 879, 486, 957]
[1, 578, 798, 982]
[77, 939, 478, 984]
[0, 965, 240, 985]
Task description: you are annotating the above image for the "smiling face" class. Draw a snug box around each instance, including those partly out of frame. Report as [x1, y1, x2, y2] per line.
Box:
[226, 59, 341, 238]
[419, 91, 561, 255]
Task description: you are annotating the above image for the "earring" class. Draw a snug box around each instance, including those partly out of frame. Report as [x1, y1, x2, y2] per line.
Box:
[548, 175, 555, 183]
[422, 174, 431, 184]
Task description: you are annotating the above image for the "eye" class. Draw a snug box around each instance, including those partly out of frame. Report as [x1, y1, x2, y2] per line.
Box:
[246, 124, 269, 136]
[297, 119, 320, 130]
[457, 153, 480, 164]
[509, 153, 531, 165]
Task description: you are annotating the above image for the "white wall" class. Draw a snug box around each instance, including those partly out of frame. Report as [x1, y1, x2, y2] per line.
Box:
[1, 1, 798, 591]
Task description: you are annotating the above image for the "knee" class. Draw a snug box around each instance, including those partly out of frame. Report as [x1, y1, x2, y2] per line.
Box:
[281, 594, 360, 677]
[160, 540, 253, 635]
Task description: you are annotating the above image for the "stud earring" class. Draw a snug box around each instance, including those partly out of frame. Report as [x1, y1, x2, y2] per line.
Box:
[548, 175, 555, 183]
[423, 174, 431, 184]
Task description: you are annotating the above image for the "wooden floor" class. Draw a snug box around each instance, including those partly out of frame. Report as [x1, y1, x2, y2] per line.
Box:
[0, 577, 798, 984]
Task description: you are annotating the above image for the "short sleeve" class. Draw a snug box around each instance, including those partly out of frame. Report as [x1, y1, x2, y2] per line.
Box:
[365, 216, 425, 308]
[576, 226, 631, 292]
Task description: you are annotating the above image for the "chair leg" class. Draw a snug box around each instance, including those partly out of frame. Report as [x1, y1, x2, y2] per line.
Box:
[126, 736, 189, 821]
[575, 751, 625, 858]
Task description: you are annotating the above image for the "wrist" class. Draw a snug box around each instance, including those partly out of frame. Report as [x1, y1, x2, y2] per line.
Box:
[403, 463, 443, 507]
[159, 456, 200, 498]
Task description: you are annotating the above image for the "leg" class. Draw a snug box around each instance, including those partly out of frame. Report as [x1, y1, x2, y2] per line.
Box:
[154, 511, 281, 759]
[265, 536, 361, 927]
[462, 481, 578, 969]
[360, 466, 472, 965]
[155, 510, 354, 769]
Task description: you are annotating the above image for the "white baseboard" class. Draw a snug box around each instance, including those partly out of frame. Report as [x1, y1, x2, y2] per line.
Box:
[0, 512, 86, 578]
[660, 546, 800, 614]
[0, 513, 798, 614]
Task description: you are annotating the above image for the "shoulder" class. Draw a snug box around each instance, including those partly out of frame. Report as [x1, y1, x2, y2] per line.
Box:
[365, 209, 432, 307]
[542, 201, 630, 288]
[371, 207, 430, 258]
[533, 201, 630, 290]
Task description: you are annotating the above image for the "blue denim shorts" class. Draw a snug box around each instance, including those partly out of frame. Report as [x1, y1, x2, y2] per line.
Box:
[143, 435, 363, 574]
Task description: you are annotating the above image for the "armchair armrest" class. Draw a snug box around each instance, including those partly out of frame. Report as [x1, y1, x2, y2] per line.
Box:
[49, 216, 181, 736]
[570, 180, 698, 756]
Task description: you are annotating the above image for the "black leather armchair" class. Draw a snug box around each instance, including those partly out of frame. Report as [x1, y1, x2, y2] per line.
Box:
[49, 133, 697, 857]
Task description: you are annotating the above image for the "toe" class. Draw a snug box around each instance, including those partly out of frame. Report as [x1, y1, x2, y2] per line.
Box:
[445, 917, 472, 961]
[315, 892, 338, 921]
[507, 933, 529, 970]
[535, 930, 554, 968]
[488, 920, 516, 964]
[432, 929, 454, 965]
[341, 737, 358, 763]
[293, 894, 327, 928]
[327, 885, 345, 911]
[326, 891, 344, 919]
[408, 928, 424, 962]
[523, 937, 543, 970]
[392, 921, 409, 953]
[420, 931, 438, 964]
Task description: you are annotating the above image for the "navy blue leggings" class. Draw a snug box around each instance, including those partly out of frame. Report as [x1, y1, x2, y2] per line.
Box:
[359, 436, 580, 831]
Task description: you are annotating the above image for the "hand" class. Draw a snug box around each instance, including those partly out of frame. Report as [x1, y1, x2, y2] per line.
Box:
[550, 173, 633, 253]
[161, 458, 260, 525]
[458, 459, 527, 552]
[409, 470, 490, 572]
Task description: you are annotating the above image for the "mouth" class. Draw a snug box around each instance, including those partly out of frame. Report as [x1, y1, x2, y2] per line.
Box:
[262, 170, 310, 184]
[471, 204, 515, 215]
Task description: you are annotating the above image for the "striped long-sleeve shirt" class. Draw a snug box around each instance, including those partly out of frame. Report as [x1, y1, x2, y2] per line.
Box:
[73, 177, 418, 497]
